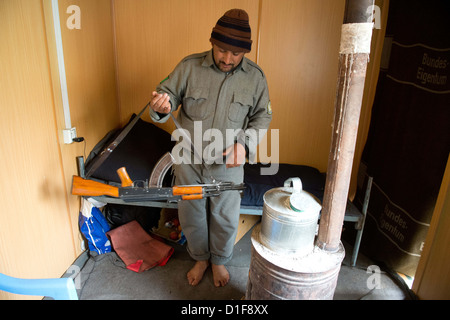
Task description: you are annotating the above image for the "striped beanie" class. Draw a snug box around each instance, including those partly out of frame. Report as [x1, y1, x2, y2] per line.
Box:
[210, 9, 252, 53]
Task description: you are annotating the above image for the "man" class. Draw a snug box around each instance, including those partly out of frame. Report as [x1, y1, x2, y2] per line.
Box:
[149, 9, 272, 287]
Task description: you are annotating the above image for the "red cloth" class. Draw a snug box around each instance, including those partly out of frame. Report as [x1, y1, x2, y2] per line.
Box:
[106, 220, 174, 272]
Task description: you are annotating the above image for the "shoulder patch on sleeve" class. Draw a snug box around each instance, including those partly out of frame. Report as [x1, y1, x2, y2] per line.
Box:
[267, 100, 272, 115]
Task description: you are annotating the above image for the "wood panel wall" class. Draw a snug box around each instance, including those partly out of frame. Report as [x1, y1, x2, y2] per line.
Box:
[0, 0, 76, 299]
[57, 0, 120, 253]
[257, 0, 345, 170]
[0, 0, 119, 299]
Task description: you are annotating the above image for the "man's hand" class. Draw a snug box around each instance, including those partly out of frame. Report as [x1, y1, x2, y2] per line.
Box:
[150, 91, 171, 114]
[223, 143, 246, 168]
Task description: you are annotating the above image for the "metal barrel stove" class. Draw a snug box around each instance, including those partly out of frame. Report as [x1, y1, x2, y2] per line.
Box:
[245, 178, 345, 300]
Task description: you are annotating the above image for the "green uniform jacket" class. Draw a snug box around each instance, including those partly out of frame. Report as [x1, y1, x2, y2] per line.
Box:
[150, 49, 272, 163]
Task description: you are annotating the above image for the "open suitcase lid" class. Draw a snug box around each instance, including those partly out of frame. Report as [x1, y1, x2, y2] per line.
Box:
[85, 103, 149, 179]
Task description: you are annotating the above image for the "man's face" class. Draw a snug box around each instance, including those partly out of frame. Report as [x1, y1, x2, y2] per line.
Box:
[212, 44, 245, 73]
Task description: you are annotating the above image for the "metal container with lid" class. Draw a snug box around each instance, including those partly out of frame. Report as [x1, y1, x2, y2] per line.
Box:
[260, 177, 322, 256]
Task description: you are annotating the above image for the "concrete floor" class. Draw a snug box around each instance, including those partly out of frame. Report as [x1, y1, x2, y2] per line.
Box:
[69, 224, 412, 300]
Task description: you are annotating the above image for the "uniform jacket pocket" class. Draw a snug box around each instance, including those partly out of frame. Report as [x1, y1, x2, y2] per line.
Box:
[182, 87, 209, 120]
[228, 93, 252, 123]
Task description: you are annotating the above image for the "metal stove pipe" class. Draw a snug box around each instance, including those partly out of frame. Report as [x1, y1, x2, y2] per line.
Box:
[317, 0, 375, 252]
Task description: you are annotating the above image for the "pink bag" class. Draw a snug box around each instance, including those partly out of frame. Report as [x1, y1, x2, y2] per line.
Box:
[107, 220, 174, 272]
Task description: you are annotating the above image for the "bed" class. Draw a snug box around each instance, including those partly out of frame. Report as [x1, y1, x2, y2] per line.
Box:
[80, 114, 367, 265]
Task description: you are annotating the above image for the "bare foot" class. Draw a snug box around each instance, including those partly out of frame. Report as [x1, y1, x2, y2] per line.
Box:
[212, 264, 229, 287]
[187, 260, 209, 286]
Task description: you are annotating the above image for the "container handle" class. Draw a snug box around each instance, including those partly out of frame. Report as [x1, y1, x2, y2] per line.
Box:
[284, 177, 303, 194]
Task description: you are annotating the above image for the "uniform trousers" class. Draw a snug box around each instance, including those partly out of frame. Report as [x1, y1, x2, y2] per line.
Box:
[174, 162, 243, 265]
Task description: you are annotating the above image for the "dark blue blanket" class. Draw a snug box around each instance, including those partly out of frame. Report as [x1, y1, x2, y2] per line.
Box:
[242, 163, 325, 207]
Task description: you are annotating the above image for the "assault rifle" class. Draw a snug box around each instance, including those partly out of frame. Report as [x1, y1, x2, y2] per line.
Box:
[71, 167, 245, 202]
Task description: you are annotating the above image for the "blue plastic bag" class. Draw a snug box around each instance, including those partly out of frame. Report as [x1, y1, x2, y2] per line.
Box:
[79, 198, 111, 254]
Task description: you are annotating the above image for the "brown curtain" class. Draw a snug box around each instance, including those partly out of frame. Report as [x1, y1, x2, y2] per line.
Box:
[356, 0, 450, 276]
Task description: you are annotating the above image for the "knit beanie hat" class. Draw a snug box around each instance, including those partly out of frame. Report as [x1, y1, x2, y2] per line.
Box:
[210, 9, 252, 53]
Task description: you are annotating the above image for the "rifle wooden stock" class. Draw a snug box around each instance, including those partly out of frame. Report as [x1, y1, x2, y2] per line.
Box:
[72, 175, 119, 198]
